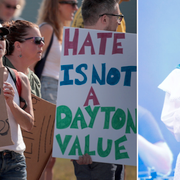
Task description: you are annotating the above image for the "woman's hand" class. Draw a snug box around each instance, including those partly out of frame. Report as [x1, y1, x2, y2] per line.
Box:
[3, 82, 15, 106]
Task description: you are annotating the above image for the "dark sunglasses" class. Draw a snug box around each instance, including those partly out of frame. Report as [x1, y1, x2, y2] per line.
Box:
[24, 37, 44, 45]
[0, 35, 7, 41]
[59, 1, 78, 8]
[99, 13, 124, 23]
[3, 1, 20, 10]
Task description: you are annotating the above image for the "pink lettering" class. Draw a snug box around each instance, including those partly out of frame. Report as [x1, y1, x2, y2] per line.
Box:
[79, 32, 95, 55]
[84, 87, 100, 106]
[112, 33, 125, 55]
[97, 33, 112, 55]
[64, 28, 79, 56]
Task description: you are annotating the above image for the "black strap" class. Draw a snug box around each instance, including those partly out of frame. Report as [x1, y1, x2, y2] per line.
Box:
[6, 66, 16, 85]
[43, 32, 54, 63]
[20, 96, 27, 110]
[34, 32, 54, 79]
[6, 66, 27, 110]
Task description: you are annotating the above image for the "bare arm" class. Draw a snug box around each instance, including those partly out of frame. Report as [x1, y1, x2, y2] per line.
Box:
[3, 72, 34, 131]
[138, 134, 173, 175]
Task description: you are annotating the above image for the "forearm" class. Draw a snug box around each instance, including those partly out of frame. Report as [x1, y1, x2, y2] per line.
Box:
[138, 135, 173, 175]
[3, 73, 34, 132]
[8, 100, 34, 131]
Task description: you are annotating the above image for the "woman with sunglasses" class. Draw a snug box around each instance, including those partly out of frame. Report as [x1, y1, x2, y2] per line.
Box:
[0, 23, 34, 180]
[0, 0, 25, 23]
[30, 0, 78, 179]
[2, 20, 44, 97]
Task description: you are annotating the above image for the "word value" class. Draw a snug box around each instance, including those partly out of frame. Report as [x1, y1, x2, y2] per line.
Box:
[56, 134, 129, 160]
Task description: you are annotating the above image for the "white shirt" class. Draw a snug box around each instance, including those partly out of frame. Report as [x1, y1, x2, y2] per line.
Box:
[0, 73, 26, 154]
[159, 68, 180, 180]
[158, 68, 180, 142]
[42, 33, 62, 80]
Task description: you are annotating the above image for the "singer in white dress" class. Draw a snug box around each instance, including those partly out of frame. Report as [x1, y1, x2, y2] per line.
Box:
[158, 66, 180, 179]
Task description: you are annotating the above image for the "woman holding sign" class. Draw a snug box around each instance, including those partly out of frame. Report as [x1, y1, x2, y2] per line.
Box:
[0, 23, 34, 180]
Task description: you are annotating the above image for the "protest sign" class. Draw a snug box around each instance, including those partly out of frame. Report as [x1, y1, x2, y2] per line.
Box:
[0, 67, 14, 147]
[22, 94, 56, 180]
[53, 27, 137, 166]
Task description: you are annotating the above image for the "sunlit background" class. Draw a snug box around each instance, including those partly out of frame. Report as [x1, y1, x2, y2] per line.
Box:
[139, 0, 180, 177]
[21, 0, 136, 33]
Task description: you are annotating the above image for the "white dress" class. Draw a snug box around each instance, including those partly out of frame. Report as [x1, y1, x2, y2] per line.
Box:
[158, 68, 180, 179]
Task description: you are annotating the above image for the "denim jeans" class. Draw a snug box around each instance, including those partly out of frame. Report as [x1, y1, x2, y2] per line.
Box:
[0, 150, 27, 180]
[73, 161, 118, 180]
[41, 76, 58, 104]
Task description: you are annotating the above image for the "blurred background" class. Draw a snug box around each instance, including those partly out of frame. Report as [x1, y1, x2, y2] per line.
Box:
[21, 0, 136, 33]
[139, 0, 180, 178]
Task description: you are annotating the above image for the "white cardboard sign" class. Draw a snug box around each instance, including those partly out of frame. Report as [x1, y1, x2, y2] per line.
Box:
[53, 27, 137, 166]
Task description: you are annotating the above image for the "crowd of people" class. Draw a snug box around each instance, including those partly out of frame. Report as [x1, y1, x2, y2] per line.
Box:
[0, 0, 129, 180]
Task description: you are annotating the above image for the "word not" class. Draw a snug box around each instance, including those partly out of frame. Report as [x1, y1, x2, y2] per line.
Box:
[56, 134, 129, 160]
[56, 105, 137, 134]
[64, 28, 125, 56]
[60, 63, 136, 86]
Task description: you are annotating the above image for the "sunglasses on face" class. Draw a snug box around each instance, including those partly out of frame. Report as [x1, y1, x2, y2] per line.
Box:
[99, 13, 124, 23]
[0, 35, 7, 41]
[3, 1, 20, 10]
[59, 1, 78, 8]
[24, 37, 44, 45]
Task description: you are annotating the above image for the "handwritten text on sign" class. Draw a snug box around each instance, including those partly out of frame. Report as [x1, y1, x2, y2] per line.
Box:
[53, 27, 137, 166]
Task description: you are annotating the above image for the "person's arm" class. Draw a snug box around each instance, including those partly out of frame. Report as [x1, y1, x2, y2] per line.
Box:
[138, 106, 173, 175]
[30, 24, 53, 71]
[3, 72, 34, 131]
[39, 24, 53, 54]
[138, 134, 173, 175]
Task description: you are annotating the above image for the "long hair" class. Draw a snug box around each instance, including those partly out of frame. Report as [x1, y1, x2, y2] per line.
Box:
[37, 0, 70, 41]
